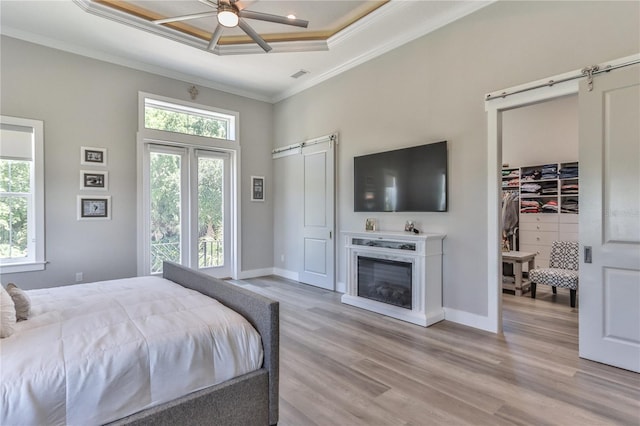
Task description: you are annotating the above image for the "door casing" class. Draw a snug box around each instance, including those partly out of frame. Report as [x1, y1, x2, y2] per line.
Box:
[485, 54, 640, 335]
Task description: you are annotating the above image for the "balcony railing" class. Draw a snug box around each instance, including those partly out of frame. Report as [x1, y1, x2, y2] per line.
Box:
[150, 241, 179, 274]
[150, 238, 222, 273]
[200, 238, 223, 268]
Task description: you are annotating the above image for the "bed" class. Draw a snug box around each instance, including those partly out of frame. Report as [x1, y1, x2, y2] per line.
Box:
[0, 261, 279, 426]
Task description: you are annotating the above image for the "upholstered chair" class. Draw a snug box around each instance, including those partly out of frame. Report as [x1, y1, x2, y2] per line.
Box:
[529, 241, 579, 307]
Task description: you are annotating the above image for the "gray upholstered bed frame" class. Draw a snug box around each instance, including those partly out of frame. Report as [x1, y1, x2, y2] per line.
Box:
[108, 262, 279, 426]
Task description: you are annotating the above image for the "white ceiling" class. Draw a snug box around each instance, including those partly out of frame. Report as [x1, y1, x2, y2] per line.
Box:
[1, 0, 493, 103]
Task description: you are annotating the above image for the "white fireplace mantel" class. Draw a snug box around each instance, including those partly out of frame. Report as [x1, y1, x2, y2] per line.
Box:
[341, 230, 445, 327]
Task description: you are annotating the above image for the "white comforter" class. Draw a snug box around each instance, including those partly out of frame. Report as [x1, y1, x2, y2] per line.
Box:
[0, 276, 264, 425]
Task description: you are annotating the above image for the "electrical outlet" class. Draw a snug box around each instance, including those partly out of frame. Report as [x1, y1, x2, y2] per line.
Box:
[75, 272, 83, 282]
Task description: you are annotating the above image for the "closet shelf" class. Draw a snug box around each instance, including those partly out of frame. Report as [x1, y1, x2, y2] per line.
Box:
[504, 161, 580, 215]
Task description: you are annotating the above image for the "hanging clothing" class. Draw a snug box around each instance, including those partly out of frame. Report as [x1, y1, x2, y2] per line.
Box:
[502, 191, 519, 236]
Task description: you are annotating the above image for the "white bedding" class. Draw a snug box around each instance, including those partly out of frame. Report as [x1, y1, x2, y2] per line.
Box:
[0, 276, 264, 425]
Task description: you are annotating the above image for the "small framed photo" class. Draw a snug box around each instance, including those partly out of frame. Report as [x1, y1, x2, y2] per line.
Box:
[81, 147, 107, 166]
[251, 176, 265, 202]
[80, 170, 108, 190]
[78, 196, 111, 220]
[365, 218, 377, 231]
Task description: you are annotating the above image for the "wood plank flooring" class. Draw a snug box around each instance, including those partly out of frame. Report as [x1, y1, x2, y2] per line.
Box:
[230, 276, 640, 426]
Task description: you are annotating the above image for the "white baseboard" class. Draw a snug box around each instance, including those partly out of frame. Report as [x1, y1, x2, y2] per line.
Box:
[240, 268, 496, 333]
[443, 307, 498, 333]
[237, 267, 275, 280]
[272, 268, 299, 282]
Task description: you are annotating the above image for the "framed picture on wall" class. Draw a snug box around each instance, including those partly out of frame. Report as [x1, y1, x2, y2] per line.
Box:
[80, 170, 108, 190]
[78, 195, 111, 220]
[81, 147, 107, 166]
[251, 176, 265, 202]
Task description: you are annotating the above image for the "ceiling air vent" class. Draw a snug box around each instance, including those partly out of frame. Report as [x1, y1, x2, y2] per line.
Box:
[290, 69, 310, 79]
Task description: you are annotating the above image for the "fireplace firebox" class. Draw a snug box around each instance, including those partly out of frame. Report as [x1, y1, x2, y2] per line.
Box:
[357, 256, 412, 309]
[342, 231, 445, 327]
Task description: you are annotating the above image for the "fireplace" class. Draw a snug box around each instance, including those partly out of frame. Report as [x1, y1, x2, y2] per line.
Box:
[357, 256, 412, 309]
[342, 231, 445, 327]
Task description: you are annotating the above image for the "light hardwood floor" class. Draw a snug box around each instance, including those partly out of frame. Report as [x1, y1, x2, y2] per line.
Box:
[231, 276, 640, 426]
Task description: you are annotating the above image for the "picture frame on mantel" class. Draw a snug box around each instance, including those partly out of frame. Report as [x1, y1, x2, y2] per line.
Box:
[251, 176, 265, 202]
[365, 218, 377, 231]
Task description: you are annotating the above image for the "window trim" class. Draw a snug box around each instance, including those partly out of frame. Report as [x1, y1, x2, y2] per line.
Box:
[0, 115, 46, 273]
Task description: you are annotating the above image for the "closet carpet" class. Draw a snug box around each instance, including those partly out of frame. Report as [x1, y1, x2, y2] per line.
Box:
[230, 276, 639, 426]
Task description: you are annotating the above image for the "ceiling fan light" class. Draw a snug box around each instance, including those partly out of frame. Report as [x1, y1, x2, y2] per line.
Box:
[217, 7, 238, 27]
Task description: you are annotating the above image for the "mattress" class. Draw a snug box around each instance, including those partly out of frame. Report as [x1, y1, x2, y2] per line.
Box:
[0, 276, 264, 425]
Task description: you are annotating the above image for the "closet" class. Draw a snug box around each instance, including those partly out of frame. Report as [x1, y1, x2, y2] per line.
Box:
[500, 95, 579, 293]
[503, 162, 579, 269]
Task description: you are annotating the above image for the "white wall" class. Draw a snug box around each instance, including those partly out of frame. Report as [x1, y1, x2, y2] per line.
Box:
[0, 37, 274, 289]
[502, 95, 578, 168]
[272, 1, 640, 322]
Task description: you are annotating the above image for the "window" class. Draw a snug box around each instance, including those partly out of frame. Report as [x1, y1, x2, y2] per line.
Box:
[138, 93, 238, 278]
[0, 116, 45, 273]
[144, 98, 235, 140]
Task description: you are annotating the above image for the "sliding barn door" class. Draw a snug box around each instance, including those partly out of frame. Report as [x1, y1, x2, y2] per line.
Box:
[579, 64, 640, 372]
[299, 141, 335, 290]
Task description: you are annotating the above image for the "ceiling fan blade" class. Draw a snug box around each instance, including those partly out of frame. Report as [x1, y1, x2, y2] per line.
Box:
[207, 24, 224, 51]
[237, 18, 272, 52]
[153, 11, 217, 25]
[197, 0, 217, 8]
[238, 10, 309, 28]
[231, 0, 247, 11]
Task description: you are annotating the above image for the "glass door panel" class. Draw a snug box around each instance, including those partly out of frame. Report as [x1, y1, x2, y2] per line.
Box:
[198, 155, 224, 268]
[195, 150, 230, 276]
[149, 150, 183, 274]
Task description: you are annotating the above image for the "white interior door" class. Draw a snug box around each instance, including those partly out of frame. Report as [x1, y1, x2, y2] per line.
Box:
[299, 140, 335, 290]
[579, 64, 640, 372]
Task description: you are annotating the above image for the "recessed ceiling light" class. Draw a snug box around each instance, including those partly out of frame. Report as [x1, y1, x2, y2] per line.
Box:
[287, 14, 296, 20]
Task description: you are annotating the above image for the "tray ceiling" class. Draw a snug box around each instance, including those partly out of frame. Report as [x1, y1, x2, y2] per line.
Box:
[1, 1, 494, 102]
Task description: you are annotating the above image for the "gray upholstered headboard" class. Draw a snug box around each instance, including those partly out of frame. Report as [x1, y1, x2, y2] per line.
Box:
[162, 262, 279, 425]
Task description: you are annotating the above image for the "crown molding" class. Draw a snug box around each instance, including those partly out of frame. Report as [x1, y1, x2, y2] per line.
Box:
[3, 0, 496, 104]
[1, 27, 273, 103]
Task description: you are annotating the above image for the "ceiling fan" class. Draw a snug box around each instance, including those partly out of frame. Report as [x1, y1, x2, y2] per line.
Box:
[152, 0, 309, 53]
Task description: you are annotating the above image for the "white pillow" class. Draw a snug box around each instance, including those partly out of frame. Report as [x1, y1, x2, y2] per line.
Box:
[6, 283, 31, 321]
[0, 285, 16, 338]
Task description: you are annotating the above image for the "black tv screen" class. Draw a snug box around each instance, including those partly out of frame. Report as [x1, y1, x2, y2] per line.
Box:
[354, 141, 448, 212]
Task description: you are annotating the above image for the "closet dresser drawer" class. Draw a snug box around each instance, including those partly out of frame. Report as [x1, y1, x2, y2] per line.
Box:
[521, 231, 558, 245]
[559, 214, 579, 242]
[520, 213, 560, 224]
[519, 221, 558, 232]
[559, 223, 579, 241]
[519, 213, 559, 271]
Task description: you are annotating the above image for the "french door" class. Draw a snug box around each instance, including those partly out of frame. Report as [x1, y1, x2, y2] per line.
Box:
[143, 143, 232, 277]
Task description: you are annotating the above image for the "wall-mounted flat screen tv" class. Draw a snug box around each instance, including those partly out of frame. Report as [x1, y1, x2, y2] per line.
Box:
[354, 140, 448, 212]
